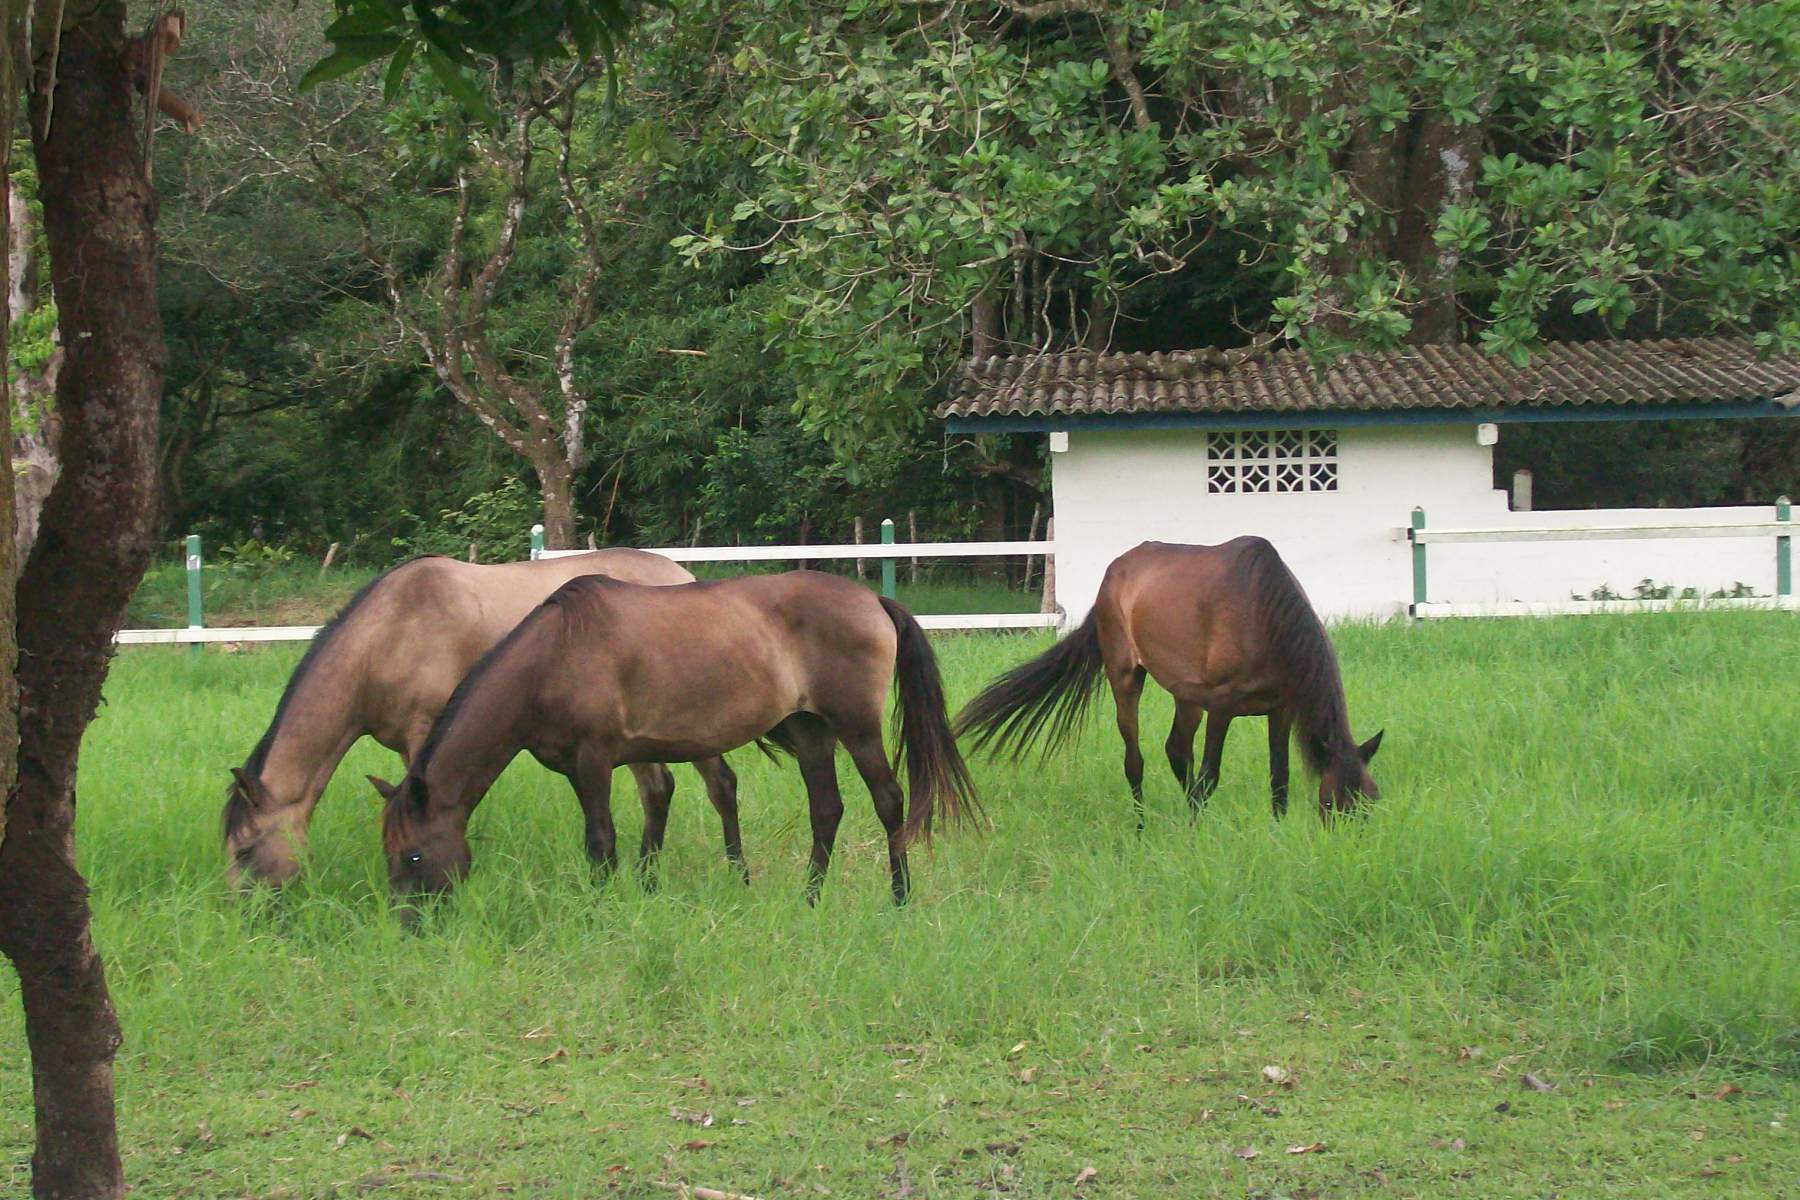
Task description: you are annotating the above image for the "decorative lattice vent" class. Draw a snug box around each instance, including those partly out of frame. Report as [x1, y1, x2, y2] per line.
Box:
[1205, 429, 1339, 494]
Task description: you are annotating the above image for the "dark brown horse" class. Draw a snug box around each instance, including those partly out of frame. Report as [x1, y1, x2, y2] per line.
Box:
[957, 538, 1381, 825]
[374, 571, 977, 912]
[224, 551, 744, 887]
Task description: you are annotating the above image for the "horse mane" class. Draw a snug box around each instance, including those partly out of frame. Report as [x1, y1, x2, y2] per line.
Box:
[1239, 538, 1356, 777]
[226, 556, 439, 839]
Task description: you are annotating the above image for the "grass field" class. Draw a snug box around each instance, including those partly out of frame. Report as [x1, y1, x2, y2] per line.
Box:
[3, 612, 1797, 1197]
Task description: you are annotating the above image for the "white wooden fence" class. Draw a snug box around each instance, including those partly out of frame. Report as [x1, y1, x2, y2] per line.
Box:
[1407, 498, 1795, 618]
[114, 523, 1057, 646]
[531, 520, 1058, 631]
[114, 500, 1795, 647]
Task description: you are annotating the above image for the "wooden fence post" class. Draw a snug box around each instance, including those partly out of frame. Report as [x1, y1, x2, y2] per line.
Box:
[1778, 496, 1791, 600]
[1409, 507, 1427, 617]
[185, 533, 203, 658]
[880, 518, 896, 599]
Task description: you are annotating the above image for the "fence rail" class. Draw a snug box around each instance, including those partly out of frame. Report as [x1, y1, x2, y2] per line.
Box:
[1408, 498, 1793, 618]
[114, 523, 1060, 646]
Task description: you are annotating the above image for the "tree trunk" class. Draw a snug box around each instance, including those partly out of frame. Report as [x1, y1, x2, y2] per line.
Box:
[0, 4, 165, 1197]
[536, 452, 576, 550]
[8, 156, 60, 560]
[1396, 115, 1483, 346]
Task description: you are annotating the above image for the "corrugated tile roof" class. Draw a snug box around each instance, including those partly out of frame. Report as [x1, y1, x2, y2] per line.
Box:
[938, 338, 1800, 421]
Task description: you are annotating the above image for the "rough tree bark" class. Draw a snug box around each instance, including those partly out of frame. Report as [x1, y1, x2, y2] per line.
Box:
[0, 1, 167, 1196]
[8, 178, 61, 558]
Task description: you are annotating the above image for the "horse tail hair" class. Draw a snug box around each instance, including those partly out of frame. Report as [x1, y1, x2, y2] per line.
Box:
[953, 608, 1104, 761]
[879, 596, 981, 847]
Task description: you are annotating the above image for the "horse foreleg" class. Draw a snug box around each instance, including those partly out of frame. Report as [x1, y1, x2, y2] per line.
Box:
[1266, 708, 1292, 819]
[627, 762, 676, 890]
[1165, 701, 1204, 807]
[696, 756, 749, 885]
[1108, 667, 1147, 832]
[1195, 711, 1232, 811]
[573, 748, 619, 881]
[842, 728, 909, 907]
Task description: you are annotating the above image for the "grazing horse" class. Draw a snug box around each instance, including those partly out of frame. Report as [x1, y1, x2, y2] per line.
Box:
[957, 538, 1381, 825]
[224, 551, 745, 887]
[373, 571, 977, 913]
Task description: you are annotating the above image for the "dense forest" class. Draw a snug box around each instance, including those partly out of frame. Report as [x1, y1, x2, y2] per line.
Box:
[12, 0, 1800, 563]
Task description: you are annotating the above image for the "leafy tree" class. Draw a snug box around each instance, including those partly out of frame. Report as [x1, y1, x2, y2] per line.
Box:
[676, 0, 1800, 463]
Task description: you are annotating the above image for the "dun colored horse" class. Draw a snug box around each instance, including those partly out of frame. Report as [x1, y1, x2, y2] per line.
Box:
[957, 538, 1381, 825]
[375, 571, 978, 912]
[224, 551, 744, 887]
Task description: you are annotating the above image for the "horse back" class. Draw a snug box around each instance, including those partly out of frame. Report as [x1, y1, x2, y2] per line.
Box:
[531, 571, 898, 754]
[1096, 539, 1287, 708]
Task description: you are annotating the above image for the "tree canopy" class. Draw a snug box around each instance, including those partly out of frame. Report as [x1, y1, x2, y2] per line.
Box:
[143, 0, 1800, 557]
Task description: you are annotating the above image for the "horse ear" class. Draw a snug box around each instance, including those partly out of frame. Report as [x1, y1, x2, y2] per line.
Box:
[230, 767, 267, 803]
[367, 775, 398, 801]
[1359, 729, 1385, 763]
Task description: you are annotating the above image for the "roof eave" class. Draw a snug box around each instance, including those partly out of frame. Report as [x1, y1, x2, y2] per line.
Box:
[942, 397, 1800, 435]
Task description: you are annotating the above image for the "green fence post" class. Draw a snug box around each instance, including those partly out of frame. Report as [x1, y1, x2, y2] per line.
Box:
[880, 518, 897, 600]
[186, 533, 203, 658]
[1409, 508, 1427, 617]
[530, 523, 545, 561]
[1778, 496, 1792, 601]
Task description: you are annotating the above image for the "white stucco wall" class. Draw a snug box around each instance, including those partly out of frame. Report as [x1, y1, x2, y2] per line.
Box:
[1049, 424, 1786, 623]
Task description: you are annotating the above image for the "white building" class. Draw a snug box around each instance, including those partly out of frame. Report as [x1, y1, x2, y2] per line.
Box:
[941, 339, 1799, 622]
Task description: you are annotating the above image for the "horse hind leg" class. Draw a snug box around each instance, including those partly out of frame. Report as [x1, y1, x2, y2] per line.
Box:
[628, 762, 676, 891]
[696, 755, 749, 885]
[838, 723, 910, 907]
[1107, 666, 1148, 832]
[783, 715, 846, 906]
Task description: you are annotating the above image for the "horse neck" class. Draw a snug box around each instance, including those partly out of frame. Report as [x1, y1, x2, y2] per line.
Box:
[253, 656, 366, 811]
[413, 652, 535, 822]
[1290, 658, 1356, 772]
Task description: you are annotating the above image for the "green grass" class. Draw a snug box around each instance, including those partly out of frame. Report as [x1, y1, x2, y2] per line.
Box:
[3, 612, 1798, 1197]
[127, 561, 382, 630]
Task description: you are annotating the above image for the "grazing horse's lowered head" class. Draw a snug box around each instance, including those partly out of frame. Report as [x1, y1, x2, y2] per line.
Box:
[1318, 729, 1383, 816]
[224, 767, 307, 888]
[372, 773, 471, 913]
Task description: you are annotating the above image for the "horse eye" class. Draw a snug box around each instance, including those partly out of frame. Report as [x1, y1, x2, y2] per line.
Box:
[407, 852, 423, 865]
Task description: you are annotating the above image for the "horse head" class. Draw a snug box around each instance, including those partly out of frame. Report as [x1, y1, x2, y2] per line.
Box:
[1318, 729, 1383, 817]
[223, 767, 308, 888]
[372, 773, 471, 918]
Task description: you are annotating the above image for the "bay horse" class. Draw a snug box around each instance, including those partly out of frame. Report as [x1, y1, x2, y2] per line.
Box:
[224, 550, 744, 887]
[373, 571, 977, 914]
[957, 538, 1381, 825]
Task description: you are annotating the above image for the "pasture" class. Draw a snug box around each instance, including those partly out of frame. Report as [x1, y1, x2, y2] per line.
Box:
[3, 612, 1797, 1197]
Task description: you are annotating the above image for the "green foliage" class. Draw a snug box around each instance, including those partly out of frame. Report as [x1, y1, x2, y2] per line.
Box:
[212, 537, 297, 575]
[393, 476, 538, 561]
[301, 0, 657, 113]
[675, 0, 1800, 445]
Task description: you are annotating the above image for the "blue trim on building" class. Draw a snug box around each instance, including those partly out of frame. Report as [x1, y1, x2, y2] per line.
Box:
[944, 398, 1798, 435]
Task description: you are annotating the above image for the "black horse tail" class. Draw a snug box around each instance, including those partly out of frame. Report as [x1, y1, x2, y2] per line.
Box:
[954, 609, 1104, 761]
[880, 597, 981, 846]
